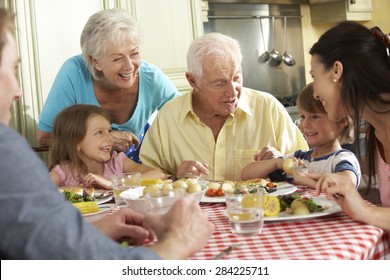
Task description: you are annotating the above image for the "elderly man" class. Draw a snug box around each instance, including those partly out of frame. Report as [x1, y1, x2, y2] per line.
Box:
[140, 32, 308, 181]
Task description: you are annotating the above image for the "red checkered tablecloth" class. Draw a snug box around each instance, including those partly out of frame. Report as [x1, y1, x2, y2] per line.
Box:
[191, 202, 390, 260]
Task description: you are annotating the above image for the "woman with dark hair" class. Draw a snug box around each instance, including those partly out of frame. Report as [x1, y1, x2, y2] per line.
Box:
[308, 21, 390, 231]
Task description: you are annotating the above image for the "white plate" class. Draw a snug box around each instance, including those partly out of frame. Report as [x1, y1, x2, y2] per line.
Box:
[200, 182, 297, 203]
[222, 196, 341, 222]
[83, 204, 114, 222]
[94, 191, 113, 205]
[201, 196, 226, 203]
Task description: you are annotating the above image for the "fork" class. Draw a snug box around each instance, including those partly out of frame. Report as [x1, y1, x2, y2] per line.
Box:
[95, 191, 112, 199]
[212, 243, 242, 260]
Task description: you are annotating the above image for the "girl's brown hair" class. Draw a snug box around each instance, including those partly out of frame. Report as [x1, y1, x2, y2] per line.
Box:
[48, 104, 112, 178]
[296, 82, 354, 145]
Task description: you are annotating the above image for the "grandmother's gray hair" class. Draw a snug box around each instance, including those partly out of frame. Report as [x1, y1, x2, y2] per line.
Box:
[80, 8, 142, 80]
[186, 32, 242, 82]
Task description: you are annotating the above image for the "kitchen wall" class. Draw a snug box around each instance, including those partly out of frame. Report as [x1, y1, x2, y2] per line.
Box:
[301, 0, 390, 84]
[204, 3, 306, 103]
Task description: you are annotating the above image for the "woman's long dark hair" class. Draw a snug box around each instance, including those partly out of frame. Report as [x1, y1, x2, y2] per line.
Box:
[310, 21, 390, 188]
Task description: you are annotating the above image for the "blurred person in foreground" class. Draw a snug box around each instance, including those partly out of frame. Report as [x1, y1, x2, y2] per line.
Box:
[308, 21, 390, 231]
[140, 32, 308, 181]
[0, 8, 212, 259]
[36, 8, 179, 162]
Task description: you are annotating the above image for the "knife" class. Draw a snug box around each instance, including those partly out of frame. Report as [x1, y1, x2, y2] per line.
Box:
[212, 243, 241, 260]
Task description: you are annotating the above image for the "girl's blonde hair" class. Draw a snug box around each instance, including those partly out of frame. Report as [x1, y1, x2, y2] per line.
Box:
[296, 82, 354, 145]
[49, 105, 112, 178]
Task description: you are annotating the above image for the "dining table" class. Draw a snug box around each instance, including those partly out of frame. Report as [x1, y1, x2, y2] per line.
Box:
[191, 199, 390, 260]
[106, 188, 390, 260]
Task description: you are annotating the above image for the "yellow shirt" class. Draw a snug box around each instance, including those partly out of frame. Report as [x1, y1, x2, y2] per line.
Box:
[140, 87, 308, 181]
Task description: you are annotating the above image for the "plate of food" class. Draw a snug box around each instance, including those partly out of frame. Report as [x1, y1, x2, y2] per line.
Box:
[222, 194, 341, 222]
[82, 203, 114, 222]
[60, 187, 113, 205]
[201, 179, 297, 203]
[264, 195, 341, 221]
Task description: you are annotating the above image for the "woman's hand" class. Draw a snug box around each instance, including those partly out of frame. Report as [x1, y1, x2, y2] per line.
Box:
[111, 130, 141, 153]
[93, 208, 154, 246]
[83, 173, 113, 190]
[176, 160, 209, 179]
[308, 172, 368, 221]
[145, 195, 213, 259]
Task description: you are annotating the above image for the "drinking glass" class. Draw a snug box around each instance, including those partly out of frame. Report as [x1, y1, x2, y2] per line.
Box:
[144, 188, 186, 215]
[225, 190, 264, 236]
[111, 172, 141, 206]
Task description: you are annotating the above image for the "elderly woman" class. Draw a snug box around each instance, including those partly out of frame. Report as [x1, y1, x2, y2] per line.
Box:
[37, 8, 179, 161]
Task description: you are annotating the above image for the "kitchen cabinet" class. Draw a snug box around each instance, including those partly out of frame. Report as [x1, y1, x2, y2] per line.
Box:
[1, 0, 204, 146]
[310, 0, 372, 24]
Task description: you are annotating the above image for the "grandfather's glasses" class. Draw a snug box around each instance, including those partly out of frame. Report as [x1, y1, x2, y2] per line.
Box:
[370, 26, 390, 56]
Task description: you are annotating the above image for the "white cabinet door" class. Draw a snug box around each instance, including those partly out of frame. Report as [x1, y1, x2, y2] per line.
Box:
[310, 0, 372, 24]
[130, 0, 203, 93]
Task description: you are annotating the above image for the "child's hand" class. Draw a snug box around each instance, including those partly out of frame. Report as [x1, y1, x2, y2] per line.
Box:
[253, 146, 282, 161]
[83, 173, 113, 190]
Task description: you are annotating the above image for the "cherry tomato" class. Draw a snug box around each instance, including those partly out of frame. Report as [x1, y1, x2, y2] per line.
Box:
[217, 189, 225, 197]
[266, 182, 276, 188]
[207, 189, 216, 197]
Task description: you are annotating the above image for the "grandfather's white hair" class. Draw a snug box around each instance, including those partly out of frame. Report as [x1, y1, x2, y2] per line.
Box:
[187, 32, 243, 82]
[80, 8, 143, 80]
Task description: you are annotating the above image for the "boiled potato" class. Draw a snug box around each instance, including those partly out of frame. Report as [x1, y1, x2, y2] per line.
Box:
[187, 183, 202, 193]
[207, 182, 221, 191]
[173, 180, 188, 190]
[293, 206, 310, 215]
[143, 185, 161, 197]
[161, 183, 174, 192]
[290, 199, 305, 212]
[185, 178, 198, 187]
[221, 181, 234, 192]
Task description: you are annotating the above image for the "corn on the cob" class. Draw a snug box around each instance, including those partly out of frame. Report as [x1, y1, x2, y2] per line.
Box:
[141, 178, 164, 186]
[73, 201, 99, 214]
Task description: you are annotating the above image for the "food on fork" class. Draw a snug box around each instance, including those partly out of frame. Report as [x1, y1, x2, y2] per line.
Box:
[282, 158, 296, 174]
[282, 157, 308, 174]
